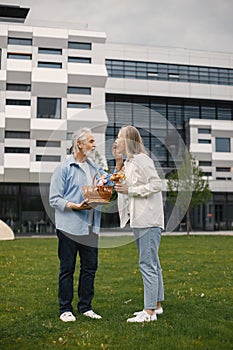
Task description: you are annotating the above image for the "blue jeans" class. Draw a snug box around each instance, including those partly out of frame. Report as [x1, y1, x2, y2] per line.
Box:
[57, 229, 98, 315]
[133, 227, 164, 310]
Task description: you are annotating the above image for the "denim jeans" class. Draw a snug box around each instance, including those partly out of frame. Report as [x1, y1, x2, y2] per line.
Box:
[57, 229, 98, 315]
[133, 227, 164, 310]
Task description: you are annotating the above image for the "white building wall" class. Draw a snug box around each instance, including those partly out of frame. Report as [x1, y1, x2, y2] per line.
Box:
[0, 23, 108, 182]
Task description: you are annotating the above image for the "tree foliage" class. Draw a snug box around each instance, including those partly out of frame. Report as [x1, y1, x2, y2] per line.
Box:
[167, 152, 211, 234]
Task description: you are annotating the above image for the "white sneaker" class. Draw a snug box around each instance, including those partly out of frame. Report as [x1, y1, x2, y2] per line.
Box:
[134, 307, 163, 316]
[127, 310, 157, 323]
[60, 311, 76, 322]
[83, 310, 102, 319]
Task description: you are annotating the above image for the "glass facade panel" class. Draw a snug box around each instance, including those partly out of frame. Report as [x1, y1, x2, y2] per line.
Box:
[68, 57, 91, 63]
[7, 53, 32, 60]
[5, 131, 30, 138]
[6, 99, 30, 106]
[8, 37, 32, 46]
[67, 86, 91, 95]
[38, 62, 62, 68]
[37, 98, 61, 119]
[106, 59, 233, 86]
[215, 138, 230, 152]
[38, 48, 62, 55]
[67, 102, 90, 108]
[68, 42, 92, 50]
[36, 140, 60, 147]
[6, 83, 31, 91]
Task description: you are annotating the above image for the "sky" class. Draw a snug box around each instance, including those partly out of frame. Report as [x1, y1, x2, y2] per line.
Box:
[1, 0, 233, 53]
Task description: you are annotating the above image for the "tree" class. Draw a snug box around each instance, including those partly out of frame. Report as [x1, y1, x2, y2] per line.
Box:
[167, 152, 211, 235]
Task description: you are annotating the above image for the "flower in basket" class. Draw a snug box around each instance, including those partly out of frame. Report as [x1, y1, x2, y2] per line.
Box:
[95, 171, 114, 187]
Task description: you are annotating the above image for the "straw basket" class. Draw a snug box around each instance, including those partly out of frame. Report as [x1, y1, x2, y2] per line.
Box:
[82, 173, 113, 204]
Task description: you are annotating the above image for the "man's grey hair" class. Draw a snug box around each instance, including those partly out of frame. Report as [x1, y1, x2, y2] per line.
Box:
[70, 128, 92, 153]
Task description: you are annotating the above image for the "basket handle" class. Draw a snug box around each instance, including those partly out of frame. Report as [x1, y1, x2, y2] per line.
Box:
[92, 173, 99, 186]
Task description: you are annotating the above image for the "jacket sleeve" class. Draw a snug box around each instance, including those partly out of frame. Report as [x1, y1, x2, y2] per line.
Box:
[128, 158, 162, 197]
[49, 165, 68, 211]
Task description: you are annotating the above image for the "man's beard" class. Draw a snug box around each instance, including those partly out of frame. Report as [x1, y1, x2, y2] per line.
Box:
[83, 148, 95, 159]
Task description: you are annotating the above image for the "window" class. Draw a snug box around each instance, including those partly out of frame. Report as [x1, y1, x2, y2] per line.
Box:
[6, 99, 30, 106]
[68, 42, 92, 50]
[36, 155, 60, 162]
[198, 128, 211, 134]
[6, 83, 31, 91]
[67, 87, 91, 95]
[38, 48, 62, 55]
[105, 59, 233, 86]
[38, 62, 62, 69]
[37, 98, 61, 119]
[216, 137, 230, 152]
[8, 37, 32, 46]
[202, 172, 212, 177]
[5, 147, 30, 153]
[36, 140, 61, 147]
[7, 53, 32, 60]
[67, 102, 91, 109]
[199, 161, 212, 166]
[68, 57, 91, 64]
[5, 131, 30, 139]
[216, 167, 231, 172]
[198, 139, 211, 144]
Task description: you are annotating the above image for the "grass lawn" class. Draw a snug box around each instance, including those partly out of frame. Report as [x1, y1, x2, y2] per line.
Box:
[0, 235, 233, 350]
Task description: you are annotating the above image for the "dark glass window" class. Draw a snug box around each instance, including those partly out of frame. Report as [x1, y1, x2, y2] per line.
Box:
[202, 172, 212, 176]
[36, 140, 61, 147]
[38, 48, 62, 55]
[199, 161, 212, 166]
[7, 53, 32, 60]
[198, 128, 211, 134]
[8, 37, 32, 46]
[106, 59, 233, 86]
[198, 139, 211, 144]
[37, 98, 61, 119]
[68, 42, 92, 50]
[36, 155, 60, 162]
[38, 61, 62, 68]
[216, 137, 230, 152]
[216, 167, 231, 172]
[5, 147, 30, 153]
[68, 57, 91, 64]
[67, 102, 91, 109]
[6, 83, 31, 91]
[6, 99, 30, 106]
[5, 131, 30, 139]
[67, 86, 91, 95]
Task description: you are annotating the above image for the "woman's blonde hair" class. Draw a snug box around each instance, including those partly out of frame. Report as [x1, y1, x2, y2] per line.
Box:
[119, 125, 147, 158]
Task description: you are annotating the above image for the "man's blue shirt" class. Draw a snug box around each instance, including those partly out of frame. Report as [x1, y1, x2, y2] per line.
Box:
[49, 155, 102, 235]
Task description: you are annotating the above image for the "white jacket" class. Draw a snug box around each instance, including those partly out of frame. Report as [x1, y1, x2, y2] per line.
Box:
[118, 153, 164, 229]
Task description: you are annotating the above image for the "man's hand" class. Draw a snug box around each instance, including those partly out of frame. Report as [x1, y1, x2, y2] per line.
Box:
[66, 199, 93, 210]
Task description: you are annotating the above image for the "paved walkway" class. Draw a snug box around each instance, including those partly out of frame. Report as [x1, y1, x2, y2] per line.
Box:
[14, 229, 233, 239]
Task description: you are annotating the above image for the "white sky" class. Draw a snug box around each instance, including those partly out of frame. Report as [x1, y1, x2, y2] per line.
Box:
[1, 0, 233, 53]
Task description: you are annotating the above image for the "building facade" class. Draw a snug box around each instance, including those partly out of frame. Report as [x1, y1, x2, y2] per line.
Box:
[0, 19, 233, 233]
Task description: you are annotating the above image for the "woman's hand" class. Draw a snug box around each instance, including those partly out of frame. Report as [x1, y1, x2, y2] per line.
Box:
[66, 200, 92, 210]
[114, 182, 128, 194]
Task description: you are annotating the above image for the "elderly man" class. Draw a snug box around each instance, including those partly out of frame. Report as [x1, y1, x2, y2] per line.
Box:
[49, 128, 103, 322]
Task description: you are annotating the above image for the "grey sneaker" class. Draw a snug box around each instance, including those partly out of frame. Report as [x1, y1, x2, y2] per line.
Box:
[127, 310, 157, 323]
[60, 311, 76, 322]
[83, 310, 102, 319]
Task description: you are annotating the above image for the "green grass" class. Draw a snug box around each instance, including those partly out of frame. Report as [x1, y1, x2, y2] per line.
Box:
[0, 235, 233, 350]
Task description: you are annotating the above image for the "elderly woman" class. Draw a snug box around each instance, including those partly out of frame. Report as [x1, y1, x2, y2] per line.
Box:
[114, 125, 164, 323]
